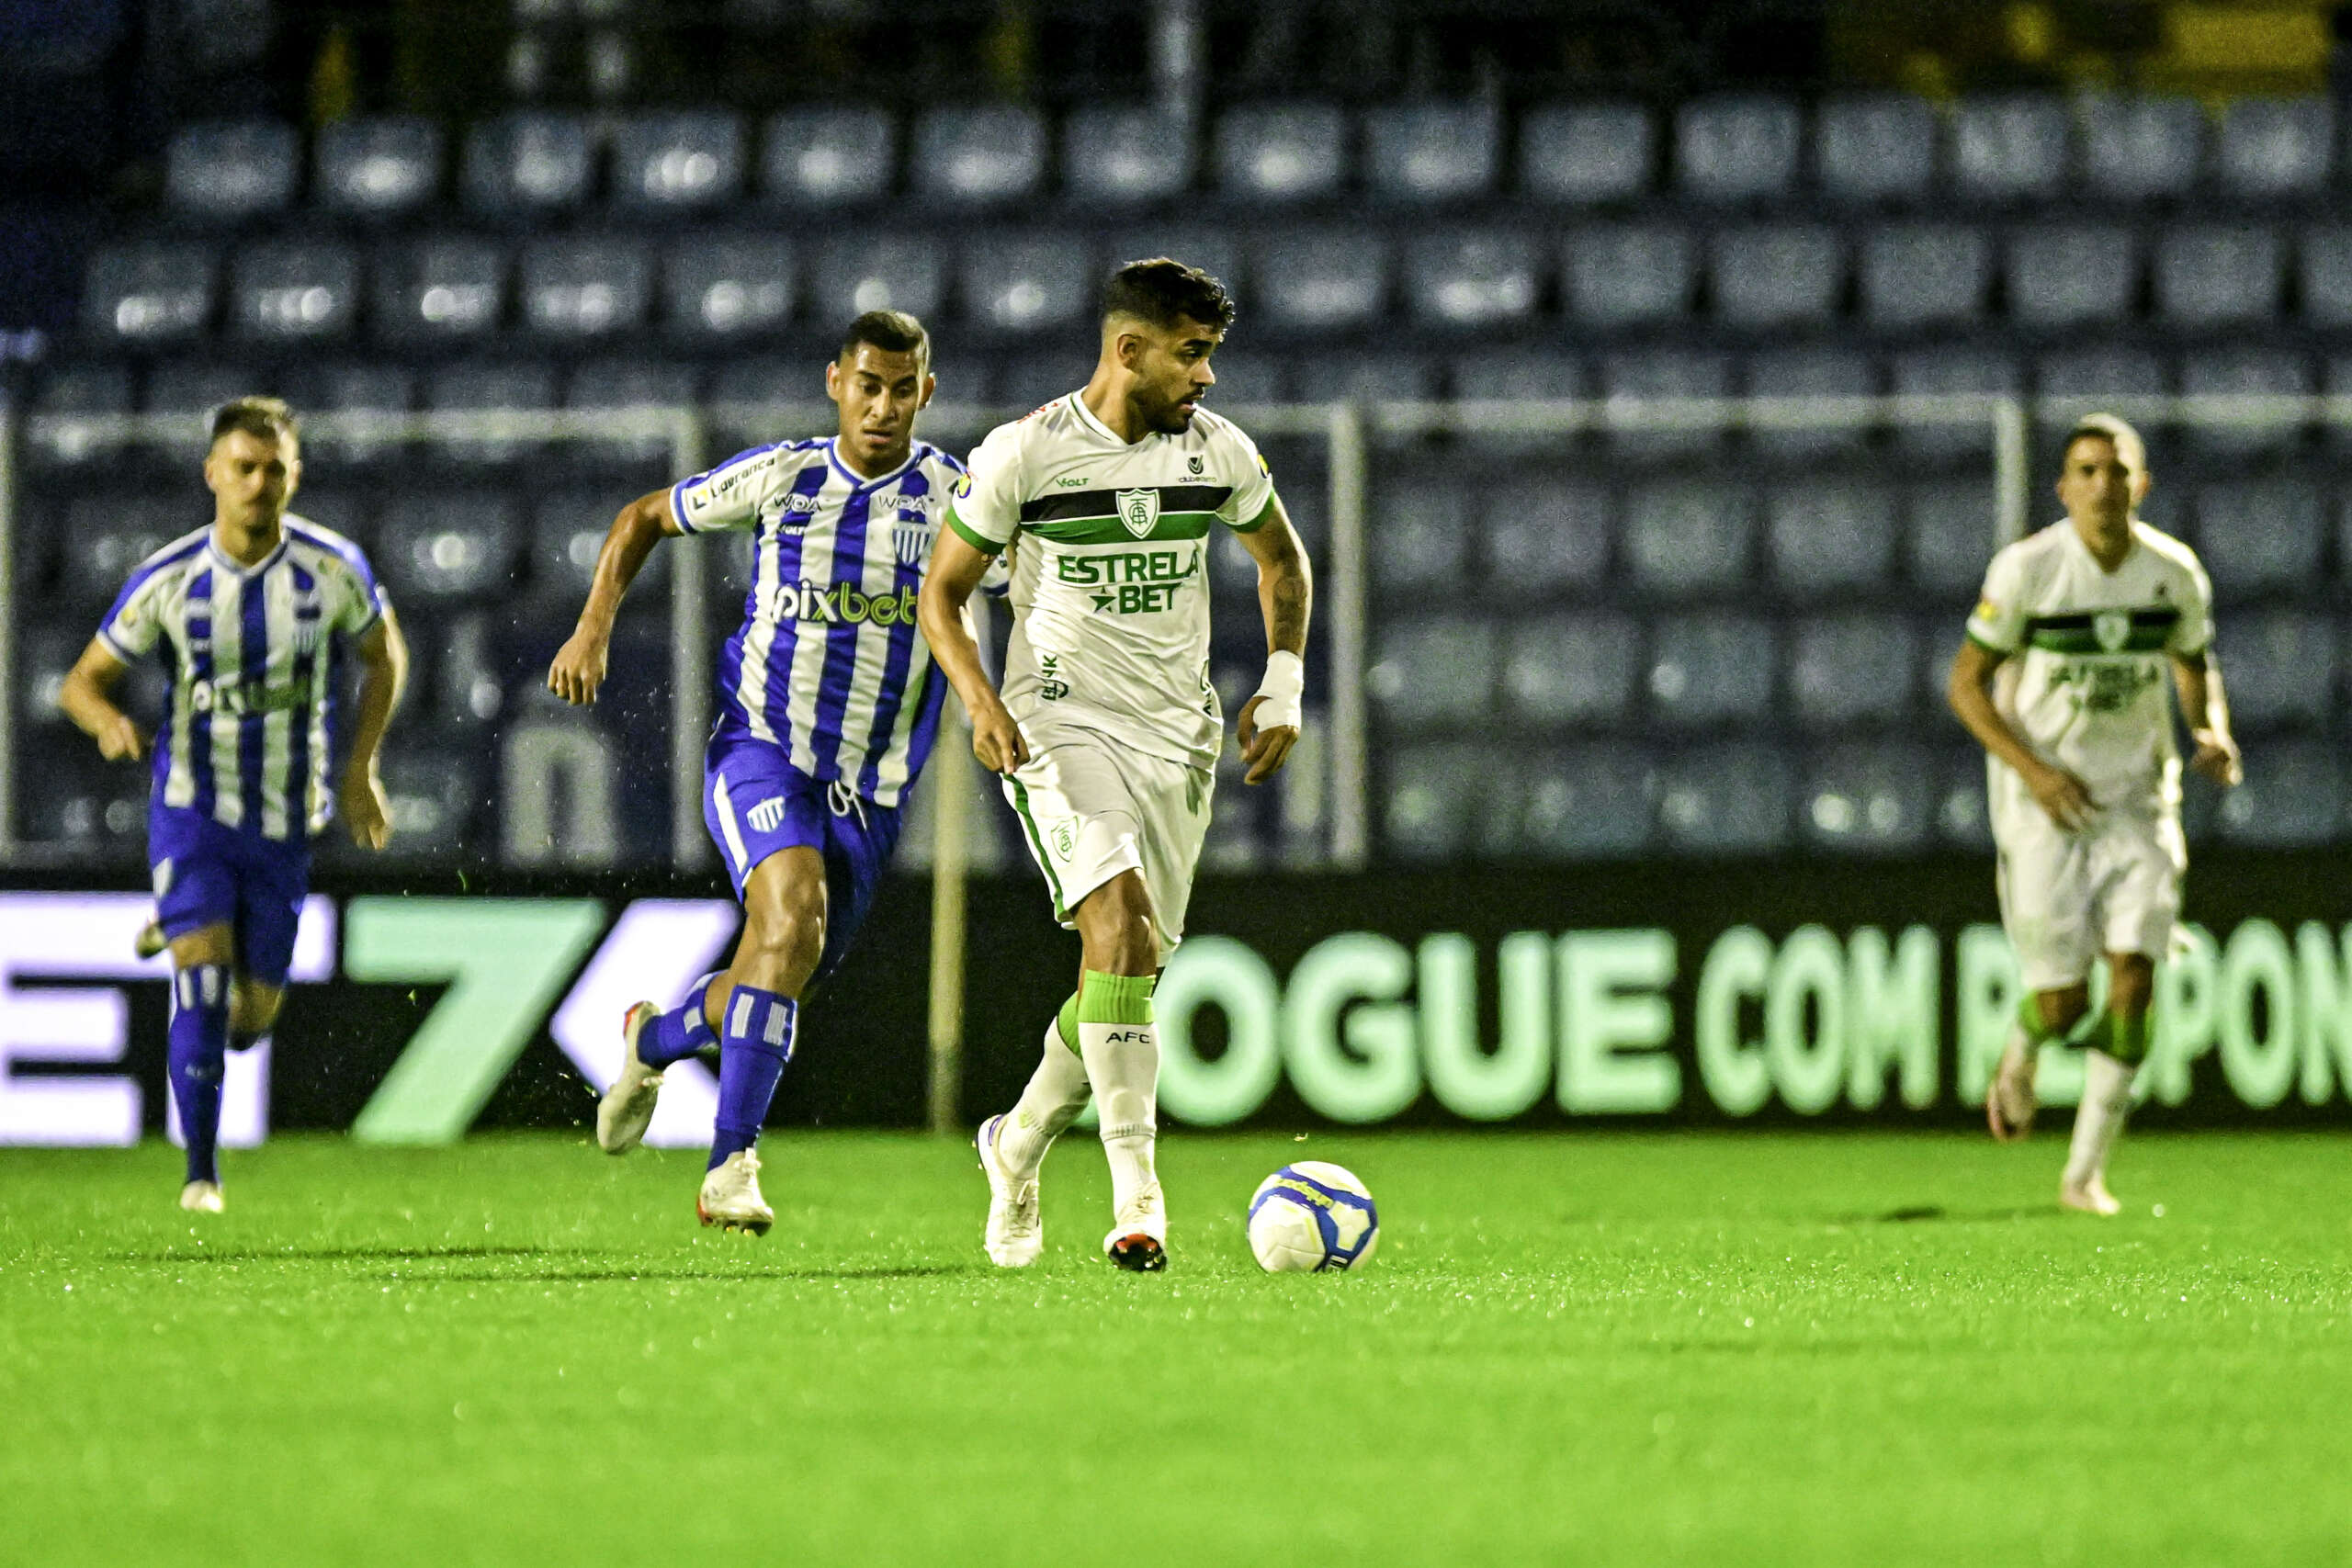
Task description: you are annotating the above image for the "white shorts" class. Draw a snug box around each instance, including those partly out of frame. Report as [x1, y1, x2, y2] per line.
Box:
[1995, 800, 2186, 993]
[1002, 721, 1214, 959]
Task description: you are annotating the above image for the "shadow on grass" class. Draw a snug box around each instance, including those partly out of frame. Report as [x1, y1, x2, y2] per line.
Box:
[115, 1245, 606, 1265]
[1852, 1204, 2055, 1224]
[374, 1263, 978, 1284]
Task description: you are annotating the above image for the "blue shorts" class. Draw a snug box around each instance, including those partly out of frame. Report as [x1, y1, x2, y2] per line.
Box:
[148, 806, 311, 987]
[703, 734, 904, 986]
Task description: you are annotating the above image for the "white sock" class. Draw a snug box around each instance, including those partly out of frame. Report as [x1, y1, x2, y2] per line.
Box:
[1077, 1019, 1159, 1220]
[997, 1017, 1091, 1179]
[2064, 1049, 2135, 1190]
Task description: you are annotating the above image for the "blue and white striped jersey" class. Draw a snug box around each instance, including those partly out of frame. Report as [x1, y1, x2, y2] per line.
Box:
[672, 436, 980, 808]
[96, 516, 390, 841]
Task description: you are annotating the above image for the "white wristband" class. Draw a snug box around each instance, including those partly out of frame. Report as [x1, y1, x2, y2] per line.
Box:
[1251, 650, 1305, 732]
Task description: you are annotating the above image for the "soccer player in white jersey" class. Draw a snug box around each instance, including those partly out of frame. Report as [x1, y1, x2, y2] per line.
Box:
[549, 310, 991, 1235]
[919, 258, 1315, 1271]
[57, 397, 408, 1213]
[1949, 414, 2241, 1214]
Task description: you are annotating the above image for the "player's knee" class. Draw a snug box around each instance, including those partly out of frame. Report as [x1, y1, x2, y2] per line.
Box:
[2037, 987, 2092, 1036]
[744, 900, 826, 980]
[1077, 878, 1156, 974]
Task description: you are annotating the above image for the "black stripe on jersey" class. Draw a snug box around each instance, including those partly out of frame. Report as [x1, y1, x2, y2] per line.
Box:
[1017, 483, 1235, 523]
[2022, 606, 2181, 633]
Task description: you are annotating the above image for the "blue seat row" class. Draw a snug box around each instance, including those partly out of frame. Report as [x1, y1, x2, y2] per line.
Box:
[77, 219, 2352, 352]
[160, 95, 2352, 222]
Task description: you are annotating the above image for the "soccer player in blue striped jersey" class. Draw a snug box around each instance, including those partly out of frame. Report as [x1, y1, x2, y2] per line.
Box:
[548, 310, 993, 1234]
[58, 397, 410, 1213]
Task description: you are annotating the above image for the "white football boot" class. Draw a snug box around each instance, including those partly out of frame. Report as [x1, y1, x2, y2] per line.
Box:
[1986, 1029, 2039, 1143]
[976, 1115, 1043, 1268]
[178, 1180, 224, 1214]
[595, 1001, 664, 1155]
[1102, 1185, 1167, 1273]
[2061, 1173, 2122, 1217]
[696, 1150, 773, 1235]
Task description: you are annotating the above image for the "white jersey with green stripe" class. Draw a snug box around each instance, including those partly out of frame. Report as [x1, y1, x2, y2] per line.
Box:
[1966, 519, 2214, 818]
[947, 392, 1277, 768]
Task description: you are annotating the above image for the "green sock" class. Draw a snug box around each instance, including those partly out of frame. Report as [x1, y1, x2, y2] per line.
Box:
[2106, 1010, 2151, 1066]
[2018, 994, 2059, 1043]
[1076, 969, 1155, 1026]
[1055, 993, 1081, 1055]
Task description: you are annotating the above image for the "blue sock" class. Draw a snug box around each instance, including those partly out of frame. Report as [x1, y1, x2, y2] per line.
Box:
[168, 964, 231, 1186]
[710, 985, 794, 1170]
[639, 971, 721, 1068]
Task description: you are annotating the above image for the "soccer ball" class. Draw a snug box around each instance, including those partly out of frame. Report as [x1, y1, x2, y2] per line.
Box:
[1247, 1161, 1379, 1272]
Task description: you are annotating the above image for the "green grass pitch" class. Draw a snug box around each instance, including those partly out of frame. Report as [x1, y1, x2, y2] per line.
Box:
[4, 1130, 2349, 1566]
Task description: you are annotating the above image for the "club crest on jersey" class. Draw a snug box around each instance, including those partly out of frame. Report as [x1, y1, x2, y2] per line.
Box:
[2094, 610, 2132, 652]
[1116, 488, 1160, 538]
[892, 522, 934, 567]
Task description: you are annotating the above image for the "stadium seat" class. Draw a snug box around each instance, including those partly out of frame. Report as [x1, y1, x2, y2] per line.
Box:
[610, 110, 743, 210]
[1906, 487, 2000, 603]
[1600, 350, 1731, 457]
[164, 118, 299, 220]
[2218, 608, 2335, 728]
[283, 485, 367, 545]
[27, 364, 133, 467]
[371, 237, 507, 343]
[763, 107, 894, 204]
[60, 496, 190, 609]
[960, 231, 1094, 333]
[1518, 744, 1657, 858]
[460, 112, 593, 216]
[1657, 741, 1794, 853]
[2153, 226, 2282, 325]
[530, 487, 668, 611]
[375, 492, 522, 604]
[1367, 615, 1494, 731]
[1934, 745, 1993, 848]
[809, 232, 944, 321]
[1623, 479, 1754, 594]
[1951, 96, 2069, 202]
[1403, 231, 1540, 330]
[423, 364, 557, 463]
[1787, 612, 1917, 729]
[1453, 351, 1583, 403]
[2218, 738, 2343, 845]
[1372, 479, 1469, 593]
[16, 619, 85, 725]
[1802, 739, 1934, 852]
[1215, 103, 1346, 202]
[1363, 101, 1498, 200]
[1766, 477, 1896, 592]
[1290, 350, 1438, 405]
[1191, 349, 1286, 404]
[145, 361, 263, 457]
[229, 239, 358, 343]
[1813, 95, 1937, 203]
[287, 363, 414, 466]
[1499, 610, 1640, 726]
[1477, 475, 1610, 596]
[2035, 345, 2167, 430]
[2177, 348, 2310, 456]
[1061, 107, 1192, 203]
[518, 236, 651, 339]
[1746, 348, 1875, 459]
[314, 116, 441, 218]
[1519, 103, 1653, 203]
[1380, 743, 1485, 863]
[565, 358, 697, 465]
[82, 243, 216, 347]
[991, 354, 1076, 411]
[2006, 225, 2140, 329]
[1888, 345, 2018, 460]
[378, 750, 481, 858]
[1859, 223, 1993, 330]
[2298, 226, 2352, 325]
[2194, 479, 2324, 597]
[1252, 231, 1388, 331]
[1563, 223, 1694, 327]
[2215, 96, 2333, 199]
[662, 234, 794, 340]
[912, 105, 1046, 205]
[1673, 95, 1801, 202]
[1709, 226, 1841, 329]
[2077, 96, 2204, 202]
[16, 743, 146, 852]
[1645, 611, 1775, 727]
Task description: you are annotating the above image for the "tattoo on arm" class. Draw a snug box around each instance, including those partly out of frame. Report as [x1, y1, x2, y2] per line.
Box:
[1269, 565, 1309, 654]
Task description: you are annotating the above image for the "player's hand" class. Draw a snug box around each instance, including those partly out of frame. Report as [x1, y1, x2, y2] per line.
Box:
[95, 713, 146, 763]
[2024, 761, 2097, 832]
[2189, 728, 2244, 788]
[342, 764, 393, 851]
[969, 700, 1030, 775]
[1236, 694, 1298, 785]
[547, 627, 610, 705]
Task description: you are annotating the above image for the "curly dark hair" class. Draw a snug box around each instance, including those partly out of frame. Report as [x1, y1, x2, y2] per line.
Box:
[1102, 257, 1236, 332]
